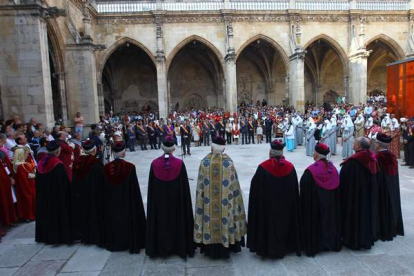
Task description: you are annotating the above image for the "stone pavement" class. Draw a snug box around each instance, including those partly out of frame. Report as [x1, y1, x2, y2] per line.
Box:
[1, 142, 414, 276]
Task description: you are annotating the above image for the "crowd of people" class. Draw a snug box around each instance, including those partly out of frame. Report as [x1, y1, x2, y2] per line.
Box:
[0, 99, 412, 259]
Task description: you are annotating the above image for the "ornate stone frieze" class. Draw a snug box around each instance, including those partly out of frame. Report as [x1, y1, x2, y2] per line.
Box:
[95, 12, 410, 25]
[351, 15, 409, 22]
[97, 17, 155, 24]
[232, 15, 289, 22]
[164, 16, 223, 23]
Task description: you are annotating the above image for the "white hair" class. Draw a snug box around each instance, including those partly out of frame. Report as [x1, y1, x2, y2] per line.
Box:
[269, 149, 283, 158]
[113, 150, 125, 159]
[161, 144, 175, 154]
[211, 143, 225, 154]
[83, 147, 96, 155]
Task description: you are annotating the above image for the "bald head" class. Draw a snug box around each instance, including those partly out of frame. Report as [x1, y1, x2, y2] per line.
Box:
[354, 137, 371, 152]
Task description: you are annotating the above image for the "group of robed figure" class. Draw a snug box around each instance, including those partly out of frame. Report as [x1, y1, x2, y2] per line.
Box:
[33, 131, 403, 259]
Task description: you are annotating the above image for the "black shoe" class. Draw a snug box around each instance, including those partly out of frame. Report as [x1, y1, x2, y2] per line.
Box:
[188, 153, 191, 156]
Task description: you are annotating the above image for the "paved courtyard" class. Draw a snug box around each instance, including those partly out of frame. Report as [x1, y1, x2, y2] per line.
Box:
[1, 142, 414, 276]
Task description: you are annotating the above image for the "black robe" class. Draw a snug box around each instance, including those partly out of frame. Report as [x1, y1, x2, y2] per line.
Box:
[103, 159, 146, 254]
[376, 150, 404, 241]
[300, 170, 341, 257]
[145, 156, 195, 258]
[340, 150, 379, 250]
[36, 155, 72, 245]
[247, 157, 302, 258]
[71, 155, 106, 246]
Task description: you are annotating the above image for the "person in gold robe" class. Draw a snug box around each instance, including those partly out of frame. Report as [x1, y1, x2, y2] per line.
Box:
[194, 136, 247, 259]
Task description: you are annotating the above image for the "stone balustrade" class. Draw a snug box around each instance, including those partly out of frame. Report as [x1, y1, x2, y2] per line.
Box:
[96, 0, 411, 13]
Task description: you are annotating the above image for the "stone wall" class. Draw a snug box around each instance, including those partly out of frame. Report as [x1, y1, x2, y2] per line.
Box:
[1, 0, 413, 123]
[0, 7, 55, 126]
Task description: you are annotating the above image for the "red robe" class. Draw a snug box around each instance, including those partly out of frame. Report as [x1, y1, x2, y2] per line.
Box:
[15, 163, 36, 221]
[58, 140, 74, 181]
[0, 154, 17, 226]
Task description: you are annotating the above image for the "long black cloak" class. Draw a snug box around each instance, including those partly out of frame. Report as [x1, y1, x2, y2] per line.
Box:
[36, 155, 72, 245]
[103, 159, 146, 254]
[145, 155, 195, 258]
[71, 155, 106, 246]
[340, 150, 379, 250]
[376, 150, 404, 241]
[247, 157, 302, 258]
[300, 169, 341, 257]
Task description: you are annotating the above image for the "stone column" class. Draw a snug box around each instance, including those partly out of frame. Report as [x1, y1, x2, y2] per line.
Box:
[348, 20, 370, 104]
[97, 82, 105, 116]
[289, 51, 305, 112]
[58, 73, 69, 124]
[65, 43, 100, 126]
[225, 55, 237, 113]
[348, 52, 369, 104]
[223, 12, 237, 113]
[112, 91, 121, 112]
[0, 4, 65, 127]
[153, 11, 168, 119]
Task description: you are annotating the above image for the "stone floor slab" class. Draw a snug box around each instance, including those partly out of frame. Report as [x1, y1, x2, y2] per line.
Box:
[327, 267, 375, 276]
[231, 248, 287, 276]
[187, 265, 235, 276]
[187, 251, 232, 268]
[358, 255, 412, 276]
[32, 244, 80, 261]
[314, 250, 365, 272]
[281, 255, 328, 276]
[389, 254, 414, 274]
[56, 272, 101, 276]
[0, 267, 19, 276]
[0, 243, 43, 268]
[100, 252, 145, 276]
[13, 260, 65, 276]
[141, 263, 185, 276]
[374, 239, 414, 256]
[60, 245, 111, 272]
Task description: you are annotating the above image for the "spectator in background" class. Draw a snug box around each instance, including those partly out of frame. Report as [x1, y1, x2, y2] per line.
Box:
[74, 112, 84, 136]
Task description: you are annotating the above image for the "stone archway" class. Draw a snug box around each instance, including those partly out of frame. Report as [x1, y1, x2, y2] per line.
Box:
[102, 42, 158, 114]
[184, 93, 207, 109]
[236, 35, 288, 106]
[167, 39, 224, 110]
[323, 89, 339, 103]
[304, 36, 347, 104]
[366, 35, 403, 96]
[143, 101, 159, 112]
[46, 19, 68, 124]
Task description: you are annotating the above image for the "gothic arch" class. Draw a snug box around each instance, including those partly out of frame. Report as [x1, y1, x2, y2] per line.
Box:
[46, 19, 65, 73]
[236, 34, 289, 71]
[303, 34, 348, 72]
[183, 93, 207, 109]
[166, 35, 225, 74]
[98, 37, 156, 82]
[365, 34, 405, 61]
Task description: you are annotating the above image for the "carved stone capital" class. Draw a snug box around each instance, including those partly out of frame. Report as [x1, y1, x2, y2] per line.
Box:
[225, 51, 236, 63]
[156, 51, 166, 63]
[289, 49, 306, 61]
[40, 6, 66, 19]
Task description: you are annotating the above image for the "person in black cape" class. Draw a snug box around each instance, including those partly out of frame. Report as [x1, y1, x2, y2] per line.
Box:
[375, 133, 404, 241]
[146, 136, 195, 259]
[35, 140, 73, 245]
[71, 140, 106, 246]
[103, 141, 146, 253]
[300, 143, 341, 257]
[340, 137, 379, 250]
[247, 139, 302, 258]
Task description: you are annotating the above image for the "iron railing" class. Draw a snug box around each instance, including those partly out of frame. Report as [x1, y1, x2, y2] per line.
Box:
[96, 0, 410, 13]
